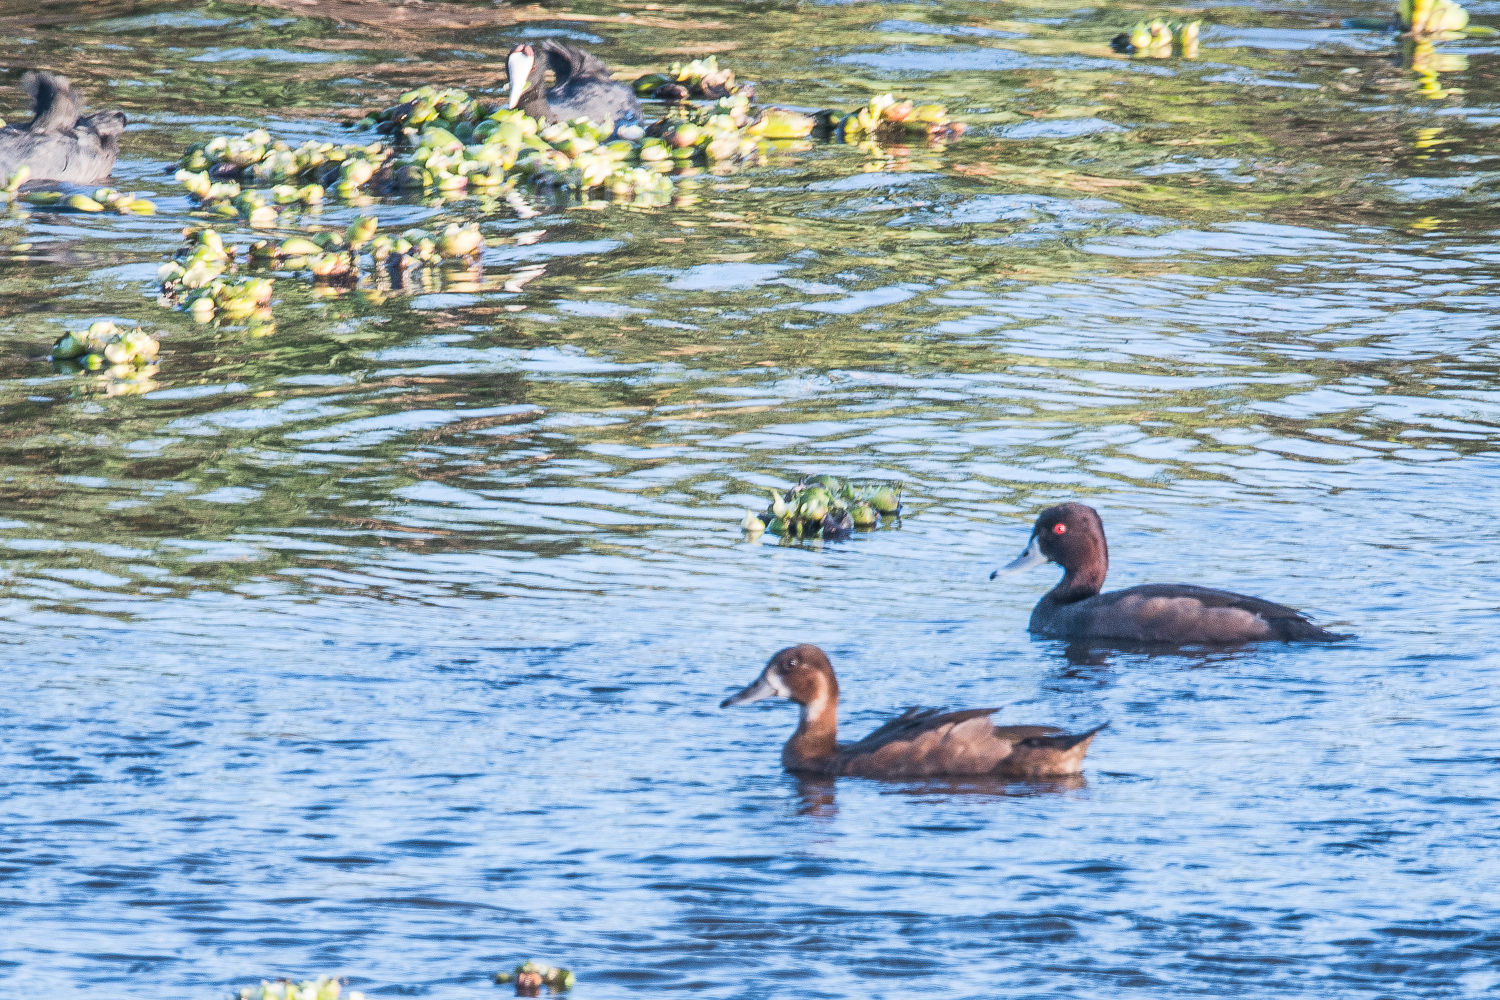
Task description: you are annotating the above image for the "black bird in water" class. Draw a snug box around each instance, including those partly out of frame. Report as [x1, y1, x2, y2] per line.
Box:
[505, 40, 643, 133]
[0, 72, 125, 184]
[991, 503, 1353, 645]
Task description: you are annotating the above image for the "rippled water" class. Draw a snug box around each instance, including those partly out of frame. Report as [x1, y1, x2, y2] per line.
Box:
[2, 0, 1499, 996]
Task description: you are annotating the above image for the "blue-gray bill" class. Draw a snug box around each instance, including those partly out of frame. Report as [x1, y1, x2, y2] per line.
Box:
[720, 670, 779, 708]
[990, 534, 1047, 580]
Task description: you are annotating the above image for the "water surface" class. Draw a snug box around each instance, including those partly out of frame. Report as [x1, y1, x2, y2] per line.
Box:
[1, 0, 1498, 996]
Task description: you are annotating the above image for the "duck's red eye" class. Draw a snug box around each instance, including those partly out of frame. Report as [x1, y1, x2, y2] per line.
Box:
[1052, 523, 1067, 535]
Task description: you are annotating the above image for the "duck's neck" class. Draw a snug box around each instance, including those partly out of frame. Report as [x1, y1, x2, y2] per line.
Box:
[1047, 561, 1106, 605]
[514, 86, 552, 122]
[782, 695, 838, 773]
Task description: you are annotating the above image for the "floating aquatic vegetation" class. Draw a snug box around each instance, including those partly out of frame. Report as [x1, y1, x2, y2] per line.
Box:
[360, 77, 958, 201]
[0, 166, 28, 202]
[1111, 19, 1200, 58]
[378, 88, 748, 194]
[176, 69, 963, 219]
[157, 228, 275, 325]
[159, 227, 232, 289]
[177, 275, 274, 324]
[20, 184, 156, 214]
[176, 127, 382, 221]
[405, 109, 681, 201]
[633, 55, 752, 102]
[157, 216, 487, 324]
[1401, 0, 1470, 35]
[247, 216, 487, 279]
[744, 474, 904, 540]
[238, 976, 365, 1000]
[495, 961, 574, 996]
[822, 92, 967, 143]
[49, 320, 161, 395]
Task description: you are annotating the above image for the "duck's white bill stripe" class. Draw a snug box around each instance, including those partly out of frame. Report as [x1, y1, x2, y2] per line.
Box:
[991, 534, 1047, 579]
[721, 666, 791, 708]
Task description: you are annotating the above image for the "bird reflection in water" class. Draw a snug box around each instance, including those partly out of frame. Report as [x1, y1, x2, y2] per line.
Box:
[792, 774, 837, 817]
[1058, 639, 1267, 671]
[791, 771, 1086, 817]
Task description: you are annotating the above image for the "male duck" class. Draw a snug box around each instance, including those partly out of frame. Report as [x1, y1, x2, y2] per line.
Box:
[992, 503, 1352, 644]
[506, 40, 643, 132]
[722, 644, 1105, 779]
[0, 72, 125, 184]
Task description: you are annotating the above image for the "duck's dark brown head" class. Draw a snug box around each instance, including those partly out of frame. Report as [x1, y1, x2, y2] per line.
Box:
[506, 43, 547, 109]
[991, 502, 1109, 598]
[721, 644, 838, 710]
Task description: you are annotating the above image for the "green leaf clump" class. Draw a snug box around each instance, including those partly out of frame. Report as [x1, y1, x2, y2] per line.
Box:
[746, 474, 904, 540]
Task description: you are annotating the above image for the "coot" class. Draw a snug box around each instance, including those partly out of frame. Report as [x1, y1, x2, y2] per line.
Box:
[0, 72, 125, 184]
[506, 41, 643, 132]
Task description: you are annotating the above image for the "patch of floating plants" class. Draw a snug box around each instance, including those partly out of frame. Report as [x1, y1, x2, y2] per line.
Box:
[742, 474, 905, 542]
[495, 961, 575, 996]
[157, 213, 491, 329]
[158, 228, 277, 331]
[237, 976, 366, 1000]
[171, 58, 964, 222]
[48, 320, 162, 396]
[22, 184, 158, 214]
[1385, 0, 1491, 95]
[628, 55, 751, 104]
[1401, 0, 1478, 35]
[1110, 18, 1202, 58]
[2, 163, 156, 213]
[0, 168, 159, 212]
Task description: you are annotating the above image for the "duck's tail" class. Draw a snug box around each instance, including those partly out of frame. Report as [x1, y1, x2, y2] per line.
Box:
[1020, 721, 1108, 751]
[1271, 618, 1355, 643]
[22, 71, 80, 133]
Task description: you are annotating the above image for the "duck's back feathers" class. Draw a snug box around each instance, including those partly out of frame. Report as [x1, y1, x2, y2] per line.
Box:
[531, 40, 642, 128]
[1036, 583, 1350, 644]
[841, 706, 993, 754]
[79, 109, 127, 139]
[0, 72, 123, 183]
[836, 708, 1101, 779]
[540, 40, 615, 81]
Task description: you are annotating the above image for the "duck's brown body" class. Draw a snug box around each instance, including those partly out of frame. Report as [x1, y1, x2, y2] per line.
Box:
[993, 503, 1351, 645]
[723, 645, 1104, 780]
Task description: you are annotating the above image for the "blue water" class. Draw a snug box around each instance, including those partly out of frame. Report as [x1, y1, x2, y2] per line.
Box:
[2, 0, 1499, 996]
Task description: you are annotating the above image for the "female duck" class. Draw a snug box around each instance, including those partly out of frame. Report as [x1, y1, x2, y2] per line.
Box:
[992, 503, 1351, 644]
[0, 72, 125, 184]
[721, 644, 1105, 779]
[506, 40, 643, 132]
